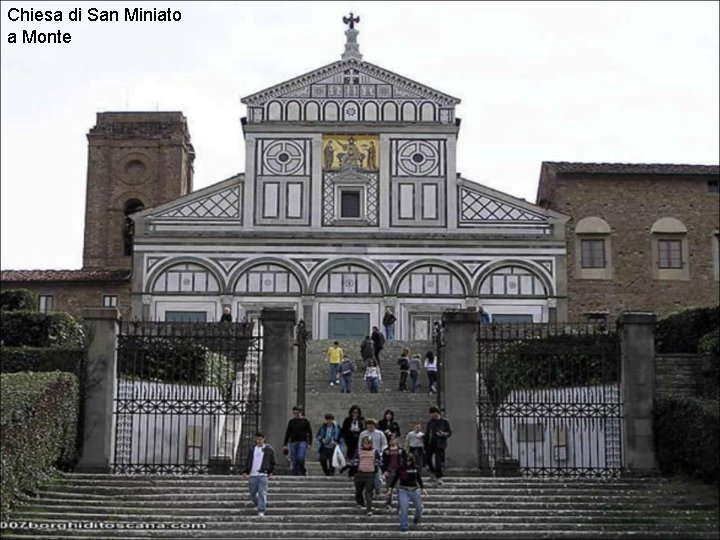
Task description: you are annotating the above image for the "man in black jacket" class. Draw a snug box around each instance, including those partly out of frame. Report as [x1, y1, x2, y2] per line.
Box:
[243, 432, 276, 516]
[282, 406, 313, 476]
[425, 406, 452, 485]
[371, 326, 385, 365]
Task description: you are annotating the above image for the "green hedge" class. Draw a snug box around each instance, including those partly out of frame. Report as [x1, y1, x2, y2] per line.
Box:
[654, 396, 719, 483]
[698, 329, 719, 399]
[485, 333, 619, 403]
[0, 289, 37, 312]
[0, 347, 84, 375]
[1, 371, 80, 519]
[0, 311, 85, 348]
[656, 306, 720, 353]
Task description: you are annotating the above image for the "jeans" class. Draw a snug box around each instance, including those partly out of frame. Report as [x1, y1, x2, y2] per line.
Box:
[340, 373, 352, 393]
[248, 475, 268, 512]
[287, 441, 307, 476]
[319, 447, 335, 476]
[427, 370, 438, 393]
[366, 377, 380, 393]
[398, 370, 408, 391]
[398, 487, 423, 531]
[328, 363, 340, 384]
[384, 324, 394, 340]
[427, 446, 446, 478]
[409, 446, 425, 470]
[354, 472, 375, 512]
[410, 370, 419, 393]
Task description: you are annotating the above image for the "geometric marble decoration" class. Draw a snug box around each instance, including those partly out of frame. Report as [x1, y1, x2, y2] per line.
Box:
[260, 139, 310, 176]
[394, 140, 443, 176]
[157, 186, 240, 219]
[460, 187, 545, 223]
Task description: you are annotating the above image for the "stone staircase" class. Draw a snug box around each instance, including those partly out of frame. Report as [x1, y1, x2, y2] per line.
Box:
[303, 339, 436, 451]
[3, 474, 718, 539]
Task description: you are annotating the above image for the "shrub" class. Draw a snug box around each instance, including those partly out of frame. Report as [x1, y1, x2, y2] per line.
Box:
[118, 336, 234, 388]
[0, 347, 84, 375]
[698, 329, 719, 399]
[0, 289, 37, 312]
[484, 333, 619, 403]
[656, 306, 720, 353]
[0, 371, 80, 519]
[654, 396, 719, 483]
[0, 311, 85, 348]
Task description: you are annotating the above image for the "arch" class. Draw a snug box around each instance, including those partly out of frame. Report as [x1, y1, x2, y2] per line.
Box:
[420, 102, 436, 122]
[575, 216, 611, 234]
[147, 257, 225, 294]
[267, 101, 282, 121]
[228, 257, 307, 295]
[651, 217, 687, 234]
[401, 102, 417, 122]
[305, 101, 320, 121]
[309, 258, 389, 296]
[323, 102, 339, 121]
[110, 189, 149, 210]
[475, 259, 554, 298]
[363, 102, 378, 121]
[391, 259, 470, 297]
[382, 102, 398, 121]
[286, 101, 301, 121]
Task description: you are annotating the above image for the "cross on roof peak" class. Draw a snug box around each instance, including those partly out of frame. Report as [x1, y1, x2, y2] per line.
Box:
[341, 13, 363, 61]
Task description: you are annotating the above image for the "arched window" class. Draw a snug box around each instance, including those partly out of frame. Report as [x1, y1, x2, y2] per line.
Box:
[315, 264, 383, 295]
[575, 216, 612, 280]
[151, 263, 220, 293]
[235, 264, 301, 294]
[123, 199, 144, 256]
[650, 217, 689, 280]
[397, 265, 465, 296]
[478, 266, 547, 297]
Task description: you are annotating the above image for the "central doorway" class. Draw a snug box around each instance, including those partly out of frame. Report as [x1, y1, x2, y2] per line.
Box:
[328, 312, 369, 339]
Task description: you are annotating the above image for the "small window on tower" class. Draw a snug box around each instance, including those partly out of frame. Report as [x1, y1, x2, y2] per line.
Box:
[102, 295, 118, 308]
[123, 199, 145, 256]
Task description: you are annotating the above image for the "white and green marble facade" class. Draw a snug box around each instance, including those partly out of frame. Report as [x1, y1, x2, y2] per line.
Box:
[131, 31, 568, 338]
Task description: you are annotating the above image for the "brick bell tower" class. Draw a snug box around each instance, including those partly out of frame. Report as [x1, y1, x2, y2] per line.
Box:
[82, 112, 194, 270]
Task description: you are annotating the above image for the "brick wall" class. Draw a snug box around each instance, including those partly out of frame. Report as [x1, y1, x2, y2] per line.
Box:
[1, 281, 131, 320]
[654, 353, 706, 399]
[543, 173, 719, 321]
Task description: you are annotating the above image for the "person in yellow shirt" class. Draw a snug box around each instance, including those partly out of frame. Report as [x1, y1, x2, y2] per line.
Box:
[327, 341, 343, 386]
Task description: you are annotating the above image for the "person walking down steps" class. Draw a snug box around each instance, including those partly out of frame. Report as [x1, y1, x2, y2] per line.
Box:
[364, 358, 382, 393]
[424, 350, 438, 394]
[339, 355, 354, 393]
[408, 353, 422, 393]
[389, 453, 427, 532]
[397, 347, 411, 392]
[316, 413, 343, 476]
[327, 341, 343, 386]
[242, 432, 275, 517]
[282, 406, 312, 476]
[371, 326, 385, 365]
[360, 335, 374, 369]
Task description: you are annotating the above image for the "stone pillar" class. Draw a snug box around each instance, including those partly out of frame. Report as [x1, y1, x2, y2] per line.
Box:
[618, 312, 658, 474]
[77, 307, 119, 473]
[260, 308, 297, 462]
[441, 310, 479, 468]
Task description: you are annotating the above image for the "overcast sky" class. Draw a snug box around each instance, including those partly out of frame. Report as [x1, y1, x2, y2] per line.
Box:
[1, 1, 718, 270]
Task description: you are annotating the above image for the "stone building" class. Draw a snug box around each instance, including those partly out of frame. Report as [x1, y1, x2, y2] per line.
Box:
[536, 162, 720, 322]
[128, 23, 569, 338]
[1, 112, 194, 319]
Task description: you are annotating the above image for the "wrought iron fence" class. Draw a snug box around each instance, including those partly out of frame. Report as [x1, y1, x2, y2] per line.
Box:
[477, 322, 622, 478]
[113, 321, 262, 474]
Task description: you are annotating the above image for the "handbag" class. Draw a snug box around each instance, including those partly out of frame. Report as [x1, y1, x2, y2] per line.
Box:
[332, 444, 347, 468]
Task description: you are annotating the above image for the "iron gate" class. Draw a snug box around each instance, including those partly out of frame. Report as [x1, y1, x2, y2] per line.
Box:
[113, 321, 262, 474]
[478, 322, 622, 478]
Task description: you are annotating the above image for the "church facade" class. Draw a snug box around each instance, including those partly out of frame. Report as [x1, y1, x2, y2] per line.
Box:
[129, 22, 569, 339]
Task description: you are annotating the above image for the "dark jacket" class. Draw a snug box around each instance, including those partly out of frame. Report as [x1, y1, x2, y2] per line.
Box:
[382, 312, 397, 326]
[425, 417, 452, 450]
[283, 417, 313, 446]
[389, 463, 425, 490]
[244, 445, 276, 475]
[397, 356, 410, 371]
[378, 418, 401, 439]
[381, 446, 407, 473]
[360, 339, 374, 360]
[371, 329, 385, 350]
[341, 416, 366, 441]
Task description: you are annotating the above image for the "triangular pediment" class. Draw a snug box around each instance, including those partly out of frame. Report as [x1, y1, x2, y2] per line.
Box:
[458, 178, 567, 227]
[136, 174, 244, 223]
[241, 59, 460, 107]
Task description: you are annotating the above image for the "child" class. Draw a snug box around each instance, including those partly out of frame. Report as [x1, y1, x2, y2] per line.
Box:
[364, 358, 382, 393]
